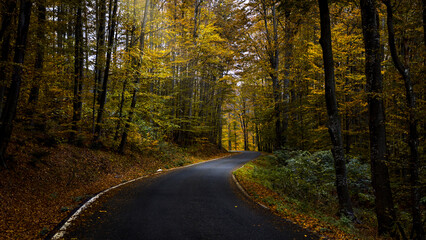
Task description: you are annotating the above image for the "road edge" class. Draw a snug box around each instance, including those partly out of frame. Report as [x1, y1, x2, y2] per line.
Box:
[231, 160, 321, 240]
[50, 152, 238, 240]
[231, 167, 269, 210]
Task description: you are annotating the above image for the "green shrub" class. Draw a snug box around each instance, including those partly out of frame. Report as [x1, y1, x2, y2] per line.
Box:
[248, 149, 373, 212]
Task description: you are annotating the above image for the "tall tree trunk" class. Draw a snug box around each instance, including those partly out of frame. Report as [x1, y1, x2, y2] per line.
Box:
[28, 0, 46, 107]
[0, 0, 16, 41]
[193, 0, 201, 40]
[56, 4, 64, 53]
[261, 0, 281, 150]
[423, 0, 426, 45]
[0, 0, 32, 166]
[272, 2, 281, 151]
[0, 0, 17, 119]
[114, 27, 132, 141]
[92, 0, 107, 134]
[360, 0, 397, 236]
[228, 112, 232, 150]
[282, 9, 292, 146]
[119, 0, 150, 154]
[71, 1, 84, 143]
[216, 88, 224, 149]
[239, 100, 249, 151]
[94, 0, 118, 142]
[0, 33, 11, 119]
[233, 121, 237, 150]
[383, 1, 424, 238]
[255, 122, 260, 151]
[114, 79, 127, 141]
[318, 0, 355, 220]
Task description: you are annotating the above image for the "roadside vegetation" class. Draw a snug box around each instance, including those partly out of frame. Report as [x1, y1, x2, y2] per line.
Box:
[234, 150, 398, 239]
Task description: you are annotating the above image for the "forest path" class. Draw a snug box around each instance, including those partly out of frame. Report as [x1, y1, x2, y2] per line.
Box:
[61, 151, 316, 240]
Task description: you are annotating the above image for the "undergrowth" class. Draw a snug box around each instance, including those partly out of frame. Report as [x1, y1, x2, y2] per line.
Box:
[234, 150, 379, 239]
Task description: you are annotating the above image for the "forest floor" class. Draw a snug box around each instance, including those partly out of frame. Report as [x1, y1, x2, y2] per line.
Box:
[0, 126, 230, 240]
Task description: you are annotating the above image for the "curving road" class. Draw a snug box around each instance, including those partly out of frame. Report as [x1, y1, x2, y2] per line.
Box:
[61, 151, 316, 240]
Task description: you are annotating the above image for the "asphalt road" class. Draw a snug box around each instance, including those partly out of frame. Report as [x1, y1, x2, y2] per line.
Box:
[62, 151, 317, 240]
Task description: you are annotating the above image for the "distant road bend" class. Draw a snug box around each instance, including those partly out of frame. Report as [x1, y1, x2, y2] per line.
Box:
[60, 151, 316, 240]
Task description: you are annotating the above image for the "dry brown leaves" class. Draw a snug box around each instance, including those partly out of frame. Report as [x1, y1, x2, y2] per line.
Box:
[0, 138, 229, 239]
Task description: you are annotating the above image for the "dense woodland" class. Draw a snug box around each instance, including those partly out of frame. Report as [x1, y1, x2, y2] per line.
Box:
[0, 0, 424, 238]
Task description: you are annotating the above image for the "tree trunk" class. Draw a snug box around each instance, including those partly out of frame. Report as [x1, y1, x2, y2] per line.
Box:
[272, 2, 281, 151]
[423, 0, 426, 45]
[233, 121, 237, 150]
[119, 0, 150, 154]
[0, 0, 17, 119]
[228, 112, 232, 150]
[71, 1, 84, 143]
[261, 0, 281, 150]
[0, 0, 16, 42]
[118, 84, 137, 154]
[28, 0, 46, 106]
[92, 0, 107, 134]
[216, 91, 223, 149]
[0, 0, 32, 166]
[94, 0, 118, 142]
[193, 0, 201, 40]
[114, 79, 127, 141]
[240, 100, 249, 151]
[383, 1, 424, 238]
[255, 122, 260, 151]
[114, 27, 132, 141]
[282, 9, 292, 146]
[318, 0, 355, 220]
[56, 4, 64, 53]
[360, 0, 397, 236]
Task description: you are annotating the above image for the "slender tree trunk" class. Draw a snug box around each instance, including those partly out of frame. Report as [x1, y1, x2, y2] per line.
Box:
[345, 111, 351, 154]
[92, 0, 107, 134]
[71, 1, 84, 143]
[239, 100, 249, 151]
[318, 0, 355, 220]
[118, 84, 137, 154]
[383, 1, 424, 238]
[423, 0, 426, 45]
[216, 89, 223, 149]
[0, 0, 32, 166]
[233, 121, 237, 150]
[193, 0, 202, 40]
[0, 0, 17, 119]
[272, 2, 281, 150]
[114, 79, 127, 141]
[360, 0, 397, 236]
[28, 0, 46, 107]
[282, 10, 292, 146]
[255, 122, 260, 151]
[261, 0, 281, 150]
[119, 0, 150, 154]
[94, 0, 118, 142]
[228, 112, 232, 150]
[56, 4, 64, 53]
[0, 0, 16, 41]
[0, 34, 11, 119]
